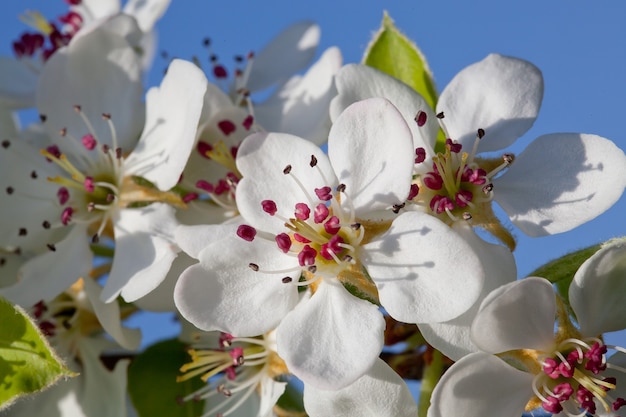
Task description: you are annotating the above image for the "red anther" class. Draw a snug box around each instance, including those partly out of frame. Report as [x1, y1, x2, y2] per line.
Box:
[236, 225, 256, 241]
[275, 233, 291, 253]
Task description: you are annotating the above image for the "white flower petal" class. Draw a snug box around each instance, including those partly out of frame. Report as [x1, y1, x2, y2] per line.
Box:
[36, 15, 144, 152]
[103, 204, 179, 303]
[276, 279, 384, 390]
[437, 54, 543, 152]
[328, 97, 414, 217]
[236, 132, 335, 234]
[0, 138, 65, 249]
[125, 59, 207, 191]
[82, 277, 141, 350]
[0, 58, 38, 108]
[0, 106, 19, 137]
[570, 240, 626, 336]
[2, 225, 92, 306]
[419, 222, 517, 360]
[363, 211, 484, 323]
[258, 376, 287, 417]
[331, 64, 438, 151]
[495, 133, 626, 236]
[254, 47, 342, 145]
[77, 337, 130, 417]
[122, 0, 171, 31]
[303, 358, 417, 417]
[174, 236, 299, 336]
[428, 352, 534, 417]
[72, 0, 120, 22]
[246, 21, 320, 92]
[175, 223, 238, 259]
[471, 277, 556, 353]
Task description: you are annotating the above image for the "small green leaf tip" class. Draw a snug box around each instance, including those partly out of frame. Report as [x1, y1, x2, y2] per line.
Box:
[0, 297, 75, 411]
[363, 11, 438, 110]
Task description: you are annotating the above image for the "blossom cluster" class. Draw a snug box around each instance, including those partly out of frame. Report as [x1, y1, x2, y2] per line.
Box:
[0, 2, 625, 417]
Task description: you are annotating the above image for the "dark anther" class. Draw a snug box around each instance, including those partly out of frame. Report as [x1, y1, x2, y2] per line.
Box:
[336, 183, 346, 193]
[283, 165, 292, 175]
[351, 223, 361, 230]
[47, 243, 56, 252]
[42, 221, 51, 229]
[436, 112, 445, 119]
[462, 212, 473, 220]
[307, 265, 317, 274]
[1, 140, 10, 148]
[282, 277, 292, 283]
[91, 234, 99, 244]
[6, 186, 14, 194]
[31, 170, 38, 179]
[248, 263, 259, 271]
[73, 105, 82, 112]
[102, 113, 111, 120]
[477, 128, 485, 139]
[482, 184, 494, 194]
[310, 155, 318, 167]
[392, 203, 406, 214]
[39, 114, 47, 122]
[18, 228, 27, 236]
[503, 154, 515, 164]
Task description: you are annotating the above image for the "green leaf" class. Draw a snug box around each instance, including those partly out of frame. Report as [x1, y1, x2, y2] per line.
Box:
[275, 378, 306, 415]
[530, 242, 606, 312]
[0, 297, 75, 411]
[363, 12, 438, 111]
[128, 338, 204, 417]
[363, 12, 447, 152]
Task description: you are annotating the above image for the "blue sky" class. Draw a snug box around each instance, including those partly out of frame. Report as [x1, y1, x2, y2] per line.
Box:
[1, 0, 626, 349]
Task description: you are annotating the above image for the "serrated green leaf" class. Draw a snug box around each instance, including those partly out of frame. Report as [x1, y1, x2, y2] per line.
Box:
[0, 297, 75, 411]
[128, 338, 204, 417]
[363, 12, 438, 111]
[363, 12, 447, 152]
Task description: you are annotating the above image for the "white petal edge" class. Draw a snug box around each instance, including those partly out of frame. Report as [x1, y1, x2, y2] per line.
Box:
[82, 277, 141, 350]
[437, 53, 543, 152]
[570, 239, 626, 336]
[2, 225, 92, 306]
[276, 279, 384, 390]
[246, 21, 320, 92]
[363, 211, 485, 323]
[254, 46, 342, 145]
[328, 97, 414, 217]
[331, 64, 439, 152]
[471, 277, 556, 353]
[103, 204, 179, 303]
[125, 59, 207, 191]
[303, 358, 417, 417]
[495, 133, 626, 236]
[427, 352, 534, 417]
[174, 236, 299, 336]
[419, 222, 517, 360]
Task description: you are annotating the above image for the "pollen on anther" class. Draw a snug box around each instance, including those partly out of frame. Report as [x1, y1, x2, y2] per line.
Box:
[236, 225, 256, 241]
[415, 110, 427, 127]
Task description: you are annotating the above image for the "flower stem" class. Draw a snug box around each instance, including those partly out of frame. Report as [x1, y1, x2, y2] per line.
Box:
[417, 348, 444, 417]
